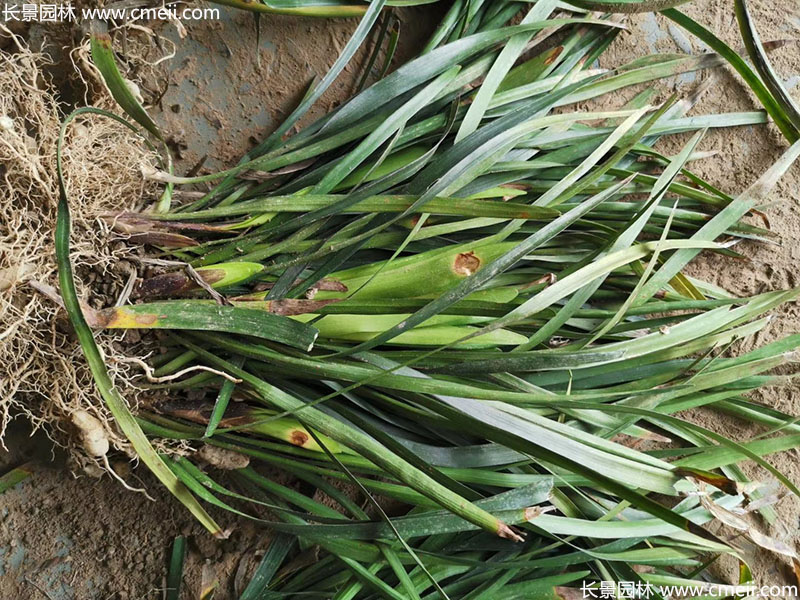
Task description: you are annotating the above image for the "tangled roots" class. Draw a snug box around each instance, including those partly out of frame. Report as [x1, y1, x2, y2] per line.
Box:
[0, 24, 164, 473]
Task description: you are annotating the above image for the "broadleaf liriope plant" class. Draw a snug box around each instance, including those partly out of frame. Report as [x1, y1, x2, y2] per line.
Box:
[57, 0, 800, 597]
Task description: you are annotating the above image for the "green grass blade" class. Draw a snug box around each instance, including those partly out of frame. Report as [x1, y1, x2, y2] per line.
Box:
[166, 536, 187, 600]
[734, 0, 800, 137]
[313, 67, 460, 194]
[310, 431, 445, 600]
[455, 0, 558, 142]
[239, 535, 295, 600]
[325, 19, 624, 133]
[209, 0, 368, 15]
[90, 301, 319, 351]
[0, 463, 33, 494]
[663, 8, 798, 142]
[563, 0, 689, 11]
[636, 139, 800, 303]
[205, 356, 245, 438]
[90, 31, 162, 140]
[149, 194, 560, 221]
[256, 0, 385, 153]
[175, 336, 525, 541]
[55, 107, 222, 537]
[90, 30, 174, 211]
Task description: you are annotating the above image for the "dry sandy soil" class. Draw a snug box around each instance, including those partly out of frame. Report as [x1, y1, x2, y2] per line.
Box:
[1, 1, 799, 598]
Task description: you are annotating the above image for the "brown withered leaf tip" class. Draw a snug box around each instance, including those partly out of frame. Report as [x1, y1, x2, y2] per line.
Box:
[534, 273, 557, 286]
[127, 232, 200, 248]
[158, 399, 252, 428]
[94, 32, 112, 47]
[544, 46, 563, 66]
[497, 523, 525, 543]
[106, 212, 232, 233]
[674, 467, 741, 496]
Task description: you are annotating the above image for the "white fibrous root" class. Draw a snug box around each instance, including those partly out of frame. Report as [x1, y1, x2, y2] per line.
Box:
[0, 24, 160, 472]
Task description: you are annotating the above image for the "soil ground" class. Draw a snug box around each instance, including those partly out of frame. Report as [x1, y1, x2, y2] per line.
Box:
[1, 1, 799, 598]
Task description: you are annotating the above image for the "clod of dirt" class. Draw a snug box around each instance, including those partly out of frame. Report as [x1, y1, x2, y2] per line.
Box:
[198, 445, 251, 470]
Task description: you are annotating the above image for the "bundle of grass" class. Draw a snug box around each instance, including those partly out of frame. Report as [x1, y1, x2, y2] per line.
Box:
[55, 0, 800, 594]
[0, 24, 165, 475]
[205, 0, 693, 18]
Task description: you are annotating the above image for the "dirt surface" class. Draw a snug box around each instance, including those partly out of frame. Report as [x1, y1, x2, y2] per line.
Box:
[1, 1, 799, 598]
[153, 5, 444, 173]
[596, 1, 800, 586]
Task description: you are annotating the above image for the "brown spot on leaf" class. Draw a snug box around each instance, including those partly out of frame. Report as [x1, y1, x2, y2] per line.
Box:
[87, 307, 113, 329]
[105, 212, 230, 236]
[132, 312, 159, 325]
[134, 271, 192, 299]
[135, 269, 225, 299]
[289, 430, 310, 446]
[453, 251, 481, 276]
[94, 33, 113, 48]
[305, 278, 348, 299]
[92, 308, 161, 330]
[317, 279, 348, 292]
[524, 506, 543, 520]
[255, 278, 347, 294]
[196, 269, 225, 285]
[268, 298, 341, 316]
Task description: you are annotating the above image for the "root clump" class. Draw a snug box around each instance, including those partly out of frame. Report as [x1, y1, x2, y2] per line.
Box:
[0, 24, 164, 473]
